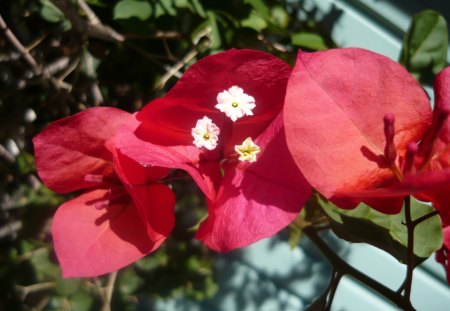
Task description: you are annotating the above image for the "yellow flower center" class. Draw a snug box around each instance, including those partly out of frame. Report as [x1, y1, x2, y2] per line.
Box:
[235, 137, 261, 162]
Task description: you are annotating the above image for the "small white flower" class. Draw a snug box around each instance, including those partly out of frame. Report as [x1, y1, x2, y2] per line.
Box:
[235, 137, 261, 162]
[215, 86, 256, 122]
[192, 116, 220, 150]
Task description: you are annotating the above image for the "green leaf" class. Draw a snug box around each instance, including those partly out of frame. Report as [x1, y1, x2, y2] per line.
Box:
[244, 0, 271, 20]
[271, 6, 289, 29]
[204, 275, 219, 299]
[291, 32, 327, 51]
[39, 0, 65, 23]
[113, 0, 152, 21]
[241, 11, 267, 32]
[22, 241, 60, 281]
[86, 0, 108, 7]
[155, 0, 177, 17]
[288, 223, 302, 249]
[69, 292, 93, 311]
[207, 11, 222, 50]
[400, 10, 448, 77]
[118, 268, 144, 294]
[55, 278, 80, 296]
[134, 252, 168, 272]
[16, 152, 35, 175]
[170, 0, 206, 17]
[319, 195, 443, 265]
[189, 0, 206, 18]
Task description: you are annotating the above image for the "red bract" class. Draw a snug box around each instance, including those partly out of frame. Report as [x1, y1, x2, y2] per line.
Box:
[33, 107, 175, 277]
[113, 49, 312, 252]
[284, 48, 450, 214]
[418, 67, 450, 284]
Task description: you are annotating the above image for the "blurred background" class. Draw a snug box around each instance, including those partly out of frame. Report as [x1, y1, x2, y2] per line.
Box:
[0, 0, 449, 310]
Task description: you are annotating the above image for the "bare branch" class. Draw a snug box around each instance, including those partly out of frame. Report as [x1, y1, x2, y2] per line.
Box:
[57, 58, 80, 81]
[155, 48, 198, 90]
[0, 14, 72, 91]
[51, 0, 124, 42]
[0, 220, 22, 239]
[46, 57, 70, 75]
[78, 0, 124, 42]
[16, 282, 55, 301]
[101, 271, 118, 311]
[0, 14, 41, 75]
[0, 143, 16, 163]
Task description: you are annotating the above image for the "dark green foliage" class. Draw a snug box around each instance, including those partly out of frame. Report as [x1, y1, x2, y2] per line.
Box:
[400, 10, 449, 84]
[316, 194, 443, 265]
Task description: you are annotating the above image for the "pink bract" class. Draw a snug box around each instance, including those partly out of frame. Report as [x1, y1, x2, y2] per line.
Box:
[284, 48, 450, 284]
[33, 107, 175, 277]
[114, 49, 312, 252]
[284, 48, 445, 214]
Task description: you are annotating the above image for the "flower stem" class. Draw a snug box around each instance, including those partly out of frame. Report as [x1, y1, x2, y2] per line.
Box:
[403, 196, 414, 306]
[324, 270, 342, 311]
[303, 227, 413, 310]
[101, 271, 117, 311]
[412, 210, 439, 227]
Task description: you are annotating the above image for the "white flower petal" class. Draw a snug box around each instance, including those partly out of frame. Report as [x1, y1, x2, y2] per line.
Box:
[191, 116, 220, 150]
[215, 85, 256, 121]
[235, 137, 261, 162]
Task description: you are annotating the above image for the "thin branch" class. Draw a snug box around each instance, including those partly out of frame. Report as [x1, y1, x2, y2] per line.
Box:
[303, 227, 414, 310]
[90, 82, 104, 106]
[26, 34, 48, 53]
[125, 42, 175, 64]
[403, 196, 414, 306]
[18, 247, 48, 262]
[77, 0, 101, 26]
[0, 143, 16, 163]
[51, 0, 124, 42]
[162, 38, 175, 61]
[57, 58, 80, 81]
[412, 210, 439, 227]
[324, 271, 342, 311]
[124, 31, 182, 40]
[0, 14, 72, 90]
[46, 57, 71, 76]
[0, 220, 22, 239]
[101, 271, 117, 311]
[0, 14, 40, 75]
[16, 282, 55, 300]
[155, 48, 198, 90]
[77, 0, 124, 42]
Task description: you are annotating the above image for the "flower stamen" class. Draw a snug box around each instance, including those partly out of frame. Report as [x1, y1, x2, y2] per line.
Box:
[403, 142, 419, 174]
[192, 116, 220, 150]
[235, 137, 261, 162]
[383, 113, 397, 165]
[215, 86, 256, 121]
[383, 114, 403, 180]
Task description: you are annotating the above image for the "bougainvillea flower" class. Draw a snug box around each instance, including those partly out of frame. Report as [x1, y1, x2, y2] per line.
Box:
[33, 107, 175, 277]
[284, 48, 450, 215]
[113, 49, 312, 252]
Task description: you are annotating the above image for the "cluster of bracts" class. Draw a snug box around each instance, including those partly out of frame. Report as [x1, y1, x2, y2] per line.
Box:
[33, 48, 450, 282]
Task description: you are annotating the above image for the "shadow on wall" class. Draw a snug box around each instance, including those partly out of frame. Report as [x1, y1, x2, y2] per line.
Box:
[144, 231, 349, 311]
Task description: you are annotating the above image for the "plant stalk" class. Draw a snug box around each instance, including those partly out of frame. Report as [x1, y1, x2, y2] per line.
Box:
[303, 227, 414, 310]
[403, 196, 414, 307]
